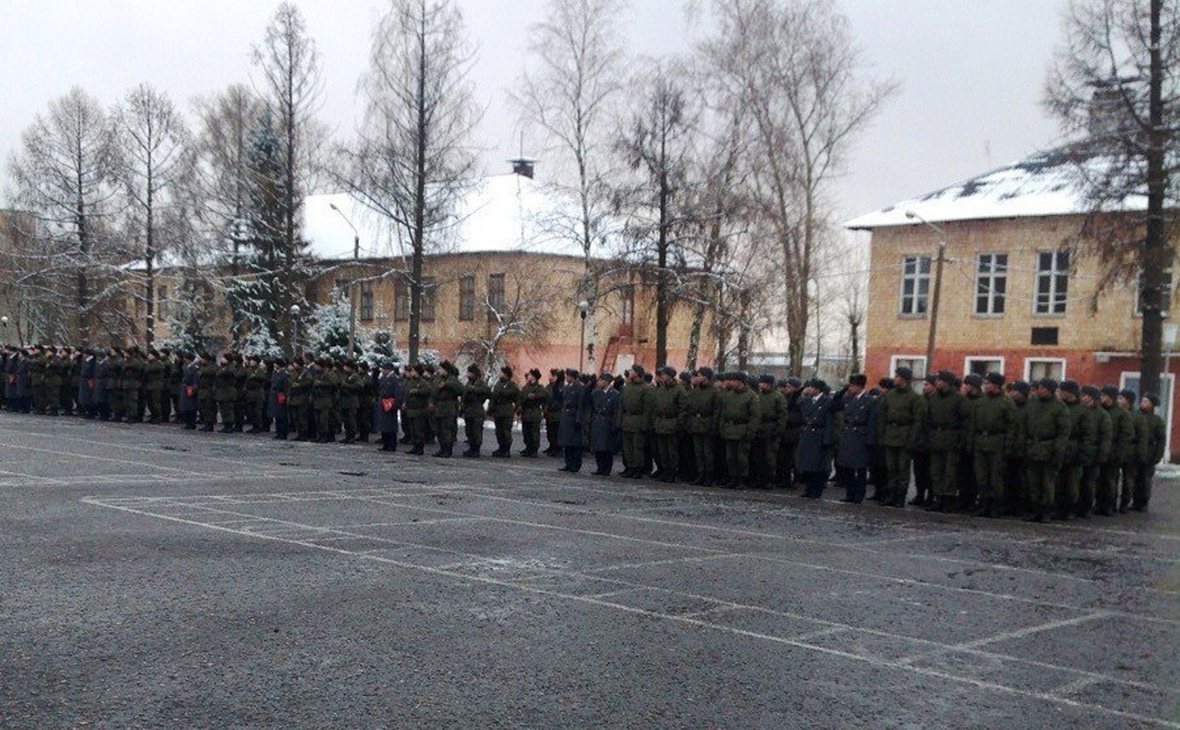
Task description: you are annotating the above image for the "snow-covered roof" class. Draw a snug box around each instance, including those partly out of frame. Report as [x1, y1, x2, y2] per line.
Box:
[303, 173, 604, 261]
[843, 145, 1147, 230]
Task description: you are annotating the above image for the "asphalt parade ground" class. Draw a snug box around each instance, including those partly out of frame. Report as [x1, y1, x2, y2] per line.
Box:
[1, 412, 1177, 729]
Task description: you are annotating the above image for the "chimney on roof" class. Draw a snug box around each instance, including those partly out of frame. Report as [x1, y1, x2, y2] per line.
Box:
[1087, 75, 1139, 138]
[509, 157, 536, 179]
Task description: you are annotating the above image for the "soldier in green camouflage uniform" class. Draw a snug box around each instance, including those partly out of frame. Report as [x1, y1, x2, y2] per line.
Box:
[489, 366, 520, 458]
[462, 365, 491, 457]
[686, 367, 719, 487]
[1076, 385, 1112, 518]
[753, 374, 787, 489]
[1133, 393, 1167, 511]
[432, 361, 463, 457]
[969, 371, 1015, 518]
[618, 366, 655, 479]
[651, 367, 687, 482]
[405, 365, 431, 455]
[519, 369, 548, 457]
[926, 370, 967, 513]
[1023, 378, 1071, 523]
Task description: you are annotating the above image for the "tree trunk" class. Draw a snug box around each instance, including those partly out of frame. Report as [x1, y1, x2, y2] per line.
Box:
[686, 299, 706, 371]
[737, 289, 751, 371]
[408, 14, 428, 364]
[144, 162, 155, 346]
[849, 317, 860, 375]
[1139, 0, 1166, 400]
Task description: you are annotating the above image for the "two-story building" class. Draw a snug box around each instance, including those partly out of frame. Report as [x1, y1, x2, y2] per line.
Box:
[845, 145, 1178, 461]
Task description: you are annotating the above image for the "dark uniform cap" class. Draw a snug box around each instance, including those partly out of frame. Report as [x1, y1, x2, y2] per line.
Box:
[631, 365, 645, 376]
[732, 372, 748, 385]
[467, 363, 482, 376]
[1010, 380, 1031, 395]
[923, 373, 938, 384]
[1144, 392, 1161, 408]
[529, 368, 542, 380]
[758, 373, 776, 385]
[1119, 388, 1136, 402]
[963, 373, 984, 388]
[1101, 384, 1120, 399]
[679, 370, 692, 382]
[1039, 378, 1059, 392]
[1081, 385, 1101, 399]
[848, 373, 867, 387]
[937, 369, 957, 385]
[786, 376, 803, 388]
[878, 377, 894, 389]
[500, 365, 513, 378]
[894, 366, 913, 381]
[985, 371, 1005, 387]
[1059, 379, 1080, 395]
[696, 367, 714, 380]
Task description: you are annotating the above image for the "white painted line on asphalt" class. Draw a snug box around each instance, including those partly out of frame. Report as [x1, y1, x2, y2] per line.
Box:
[786, 627, 850, 643]
[80, 498, 1180, 730]
[1048, 675, 1108, 697]
[582, 553, 749, 573]
[321, 516, 491, 530]
[896, 612, 1115, 666]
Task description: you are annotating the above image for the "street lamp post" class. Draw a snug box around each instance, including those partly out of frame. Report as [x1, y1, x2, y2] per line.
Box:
[329, 202, 362, 356]
[289, 304, 302, 357]
[905, 210, 948, 376]
[577, 300, 590, 372]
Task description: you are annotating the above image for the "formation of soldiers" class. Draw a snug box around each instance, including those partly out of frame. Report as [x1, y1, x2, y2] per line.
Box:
[1, 345, 1167, 522]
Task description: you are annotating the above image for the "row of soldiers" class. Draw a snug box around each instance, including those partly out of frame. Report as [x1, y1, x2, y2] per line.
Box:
[1, 345, 1167, 520]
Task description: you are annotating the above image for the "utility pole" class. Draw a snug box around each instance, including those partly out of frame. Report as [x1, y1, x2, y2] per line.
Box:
[906, 210, 948, 376]
[330, 202, 361, 356]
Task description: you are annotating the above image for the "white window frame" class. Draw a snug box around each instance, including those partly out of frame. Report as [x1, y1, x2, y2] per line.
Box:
[964, 356, 1005, 378]
[974, 253, 1008, 316]
[898, 255, 931, 317]
[1023, 357, 1067, 382]
[1034, 250, 1070, 316]
[890, 354, 928, 391]
[1119, 371, 1174, 464]
[1134, 267, 1173, 318]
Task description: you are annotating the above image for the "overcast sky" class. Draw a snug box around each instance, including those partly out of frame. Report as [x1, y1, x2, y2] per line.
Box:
[1, 0, 1071, 223]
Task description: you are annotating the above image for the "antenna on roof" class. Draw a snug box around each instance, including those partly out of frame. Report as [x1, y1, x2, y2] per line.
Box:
[508, 130, 536, 178]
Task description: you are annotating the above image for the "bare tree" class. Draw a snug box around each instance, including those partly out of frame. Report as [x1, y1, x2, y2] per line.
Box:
[512, 0, 628, 371]
[332, 0, 478, 363]
[702, 0, 896, 375]
[459, 263, 561, 375]
[251, 1, 323, 349]
[191, 84, 265, 343]
[614, 60, 698, 368]
[112, 83, 191, 345]
[1045, 0, 1178, 398]
[6, 87, 122, 345]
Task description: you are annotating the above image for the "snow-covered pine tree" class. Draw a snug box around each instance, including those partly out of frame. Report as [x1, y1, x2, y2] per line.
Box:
[305, 294, 353, 358]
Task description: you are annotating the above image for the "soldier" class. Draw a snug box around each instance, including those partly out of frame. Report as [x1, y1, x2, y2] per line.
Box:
[1075, 385, 1112, 518]
[1055, 380, 1092, 521]
[1024, 378, 1071, 523]
[1116, 389, 1140, 513]
[651, 367, 687, 483]
[357, 362, 375, 443]
[618, 366, 655, 479]
[543, 369, 565, 456]
[212, 354, 237, 433]
[775, 377, 803, 489]
[877, 366, 925, 509]
[27, 346, 45, 414]
[1003, 380, 1030, 515]
[590, 372, 620, 476]
[796, 379, 833, 498]
[907, 374, 937, 506]
[642, 371, 658, 477]
[752, 374, 787, 489]
[835, 374, 874, 504]
[717, 372, 757, 489]
[179, 352, 199, 430]
[490, 366, 519, 458]
[78, 349, 96, 419]
[310, 359, 338, 443]
[429, 361, 462, 457]
[337, 361, 361, 443]
[163, 348, 179, 424]
[519, 369, 548, 457]
[108, 348, 126, 423]
[269, 357, 290, 439]
[958, 374, 984, 510]
[462, 364, 491, 457]
[1095, 385, 1128, 516]
[376, 360, 401, 452]
[404, 365, 432, 455]
[197, 353, 217, 431]
[677, 371, 697, 483]
[926, 370, 967, 513]
[423, 363, 439, 446]
[558, 368, 587, 473]
[1133, 393, 1166, 511]
[686, 368, 720, 487]
[43, 348, 61, 417]
[968, 371, 1015, 518]
[143, 349, 164, 424]
[125, 347, 145, 422]
[244, 356, 268, 433]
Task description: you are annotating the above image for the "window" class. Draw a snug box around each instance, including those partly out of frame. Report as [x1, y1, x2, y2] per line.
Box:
[889, 354, 927, 390]
[1120, 372, 1174, 463]
[1031, 327, 1059, 346]
[394, 278, 409, 321]
[974, 253, 1007, 315]
[359, 281, 373, 321]
[487, 273, 506, 321]
[1136, 268, 1173, 317]
[899, 255, 931, 315]
[421, 277, 436, 322]
[965, 357, 1004, 377]
[620, 285, 635, 337]
[156, 286, 168, 320]
[1024, 358, 1066, 382]
[1035, 250, 1069, 315]
[459, 275, 475, 321]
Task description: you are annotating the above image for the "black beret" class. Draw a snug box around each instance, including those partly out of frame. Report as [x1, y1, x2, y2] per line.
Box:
[1059, 379, 1080, 395]
[848, 373, 867, 387]
[1101, 384, 1120, 399]
[985, 371, 1005, 386]
[1081, 385, 1101, 399]
[894, 366, 913, 381]
[963, 373, 983, 388]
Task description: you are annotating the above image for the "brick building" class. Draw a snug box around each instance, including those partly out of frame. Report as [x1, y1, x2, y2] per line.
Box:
[845, 146, 1179, 461]
[148, 167, 715, 375]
